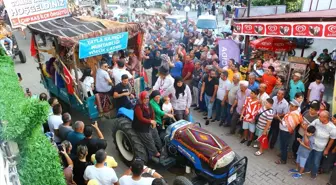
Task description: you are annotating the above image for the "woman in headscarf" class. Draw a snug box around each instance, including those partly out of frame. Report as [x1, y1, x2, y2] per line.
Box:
[132, 91, 162, 158]
[163, 77, 192, 121]
[149, 90, 174, 132]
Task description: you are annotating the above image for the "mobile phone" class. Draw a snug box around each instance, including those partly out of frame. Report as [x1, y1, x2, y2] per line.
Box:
[57, 144, 64, 152]
[91, 118, 98, 125]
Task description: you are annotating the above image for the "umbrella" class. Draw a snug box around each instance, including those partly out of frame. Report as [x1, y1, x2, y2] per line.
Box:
[250, 37, 296, 52]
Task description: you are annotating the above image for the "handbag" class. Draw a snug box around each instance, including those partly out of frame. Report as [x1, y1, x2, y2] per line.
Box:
[254, 108, 272, 124]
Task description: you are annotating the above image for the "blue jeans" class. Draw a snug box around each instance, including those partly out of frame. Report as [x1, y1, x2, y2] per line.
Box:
[305, 149, 323, 176]
[225, 103, 232, 124]
[0, 37, 13, 51]
[204, 94, 214, 119]
[279, 130, 291, 162]
[215, 99, 226, 121]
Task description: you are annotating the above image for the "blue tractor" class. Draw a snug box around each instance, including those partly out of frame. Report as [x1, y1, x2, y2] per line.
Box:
[111, 109, 247, 185]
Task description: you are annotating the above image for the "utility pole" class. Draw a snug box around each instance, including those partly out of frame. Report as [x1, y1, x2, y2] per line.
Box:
[244, 0, 251, 57]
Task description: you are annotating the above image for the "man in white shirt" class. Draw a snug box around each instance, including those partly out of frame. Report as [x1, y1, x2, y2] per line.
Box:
[214, 71, 232, 125]
[96, 60, 113, 93]
[119, 159, 163, 185]
[112, 60, 133, 85]
[258, 83, 270, 106]
[84, 149, 119, 185]
[48, 104, 63, 143]
[222, 19, 232, 35]
[307, 74, 325, 102]
[153, 66, 174, 95]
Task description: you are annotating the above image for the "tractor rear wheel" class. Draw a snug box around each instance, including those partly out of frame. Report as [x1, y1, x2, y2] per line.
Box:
[173, 176, 193, 185]
[112, 117, 148, 165]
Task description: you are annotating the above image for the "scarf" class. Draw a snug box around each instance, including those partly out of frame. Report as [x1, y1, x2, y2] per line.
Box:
[139, 91, 150, 114]
[174, 76, 186, 99]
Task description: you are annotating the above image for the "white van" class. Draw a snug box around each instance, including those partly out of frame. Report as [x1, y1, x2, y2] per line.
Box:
[196, 15, 220, 35]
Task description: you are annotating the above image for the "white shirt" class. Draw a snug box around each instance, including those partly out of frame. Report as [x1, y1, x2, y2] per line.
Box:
[310, 119, 336, 151]
[112, 67, 133, 85]
[71, 68, 83, 80]
[84, 165, 118, 185]
[81, 76, 94, 97]
[48, 115, 63, 143]
[96, 68, 112, 92]
[162, 102, 173, 113]
[119, 176, 154, 185]
[216, 78, 232, 100]
[258, 92, 270, 106]
[153, 75, 174, 95]
[308, 82, 325, 101]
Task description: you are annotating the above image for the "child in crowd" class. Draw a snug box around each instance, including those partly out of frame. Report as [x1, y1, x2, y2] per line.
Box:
[290, 125, 316, 179]
[162, 96, 174, 129]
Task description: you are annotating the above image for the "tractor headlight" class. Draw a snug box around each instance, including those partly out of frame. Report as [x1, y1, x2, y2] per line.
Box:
[213, 151, 235, 170]
[13, 45, 17, 49]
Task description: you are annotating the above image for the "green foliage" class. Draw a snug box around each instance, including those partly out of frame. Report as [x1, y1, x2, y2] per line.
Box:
[0, 49, 66, 185]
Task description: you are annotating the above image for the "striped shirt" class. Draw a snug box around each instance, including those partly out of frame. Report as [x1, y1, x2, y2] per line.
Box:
[256, 107, 274, 130]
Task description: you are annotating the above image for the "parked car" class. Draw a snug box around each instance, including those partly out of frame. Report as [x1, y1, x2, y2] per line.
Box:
[106, 4, 123, 18]
[288, 38, 314, 48]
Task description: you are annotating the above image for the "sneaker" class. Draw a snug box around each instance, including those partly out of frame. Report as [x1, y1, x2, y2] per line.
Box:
[292, 173, 302, 179]
[240, 139, 247, 144]
[191, 104, 197, 107]
[289, 169, 299, 173]
[247, 140, 252, 146]
[310, 174, 317, 180]
[303, 170, 311, 174]
[205, 120, 210, 125]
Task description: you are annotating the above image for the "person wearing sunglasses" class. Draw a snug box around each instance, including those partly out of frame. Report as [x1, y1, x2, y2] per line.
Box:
[119, 159, 164, 185]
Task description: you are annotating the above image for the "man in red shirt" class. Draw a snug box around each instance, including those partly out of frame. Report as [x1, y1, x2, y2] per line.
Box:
[261, 66, 277, 94]
[182, 54, 194, 88]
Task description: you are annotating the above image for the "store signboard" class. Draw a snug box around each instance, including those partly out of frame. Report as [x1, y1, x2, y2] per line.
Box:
[3, 0, 70, 28]
[79, 32, 129, 59]
[293, 24, 323, 37]
[233, 22, 336, 39]
[218, 39, 241, 67]
[265, 24, 292, 36]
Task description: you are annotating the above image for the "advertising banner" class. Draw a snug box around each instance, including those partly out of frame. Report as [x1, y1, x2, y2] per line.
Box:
[3, 0, 70, 28]
[218, 39, 241, 67]
[79, 32, 129, 59]
[233, 22, 336, 39]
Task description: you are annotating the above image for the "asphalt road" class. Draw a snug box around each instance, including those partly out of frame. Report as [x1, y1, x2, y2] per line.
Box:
[13, 10, 333, 185]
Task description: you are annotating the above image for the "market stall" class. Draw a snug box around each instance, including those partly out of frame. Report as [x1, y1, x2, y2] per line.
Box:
[233, 8, 336, 114]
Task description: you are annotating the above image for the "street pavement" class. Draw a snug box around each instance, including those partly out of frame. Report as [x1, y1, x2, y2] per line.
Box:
[13, 9, 333, 185]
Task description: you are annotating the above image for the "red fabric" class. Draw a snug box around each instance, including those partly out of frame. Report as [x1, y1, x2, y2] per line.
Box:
[140, 67, 148, 83]
[243, 97, 261, 122]
[30, 36, 37, 57]
[63, 66, 74, 94]
[258, 135, 269, 149]
[250, 37, 296, 52]
[262, 74, 277, 94]
[134, 105, 152, 124]
[182, 61, 194, 80]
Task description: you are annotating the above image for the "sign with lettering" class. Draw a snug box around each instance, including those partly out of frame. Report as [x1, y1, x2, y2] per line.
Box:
[218, 39, 241, 67]
[3, 0, 70, 28]
[79, 32, 129, 59]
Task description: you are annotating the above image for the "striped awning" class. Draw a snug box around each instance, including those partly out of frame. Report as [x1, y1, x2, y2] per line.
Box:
[28, 17, 143, 47]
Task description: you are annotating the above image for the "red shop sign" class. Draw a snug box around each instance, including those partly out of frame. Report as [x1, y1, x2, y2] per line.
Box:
[265, 24, 292, 36]
[324, 24, 336, 38]
[242, 24, 265, 35]
[293, 24, 323, 37]
[233, 23, 242, 33]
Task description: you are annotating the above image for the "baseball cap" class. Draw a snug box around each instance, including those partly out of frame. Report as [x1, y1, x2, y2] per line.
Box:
[290, 99, 300, 107]
[294, 72, 301, 78]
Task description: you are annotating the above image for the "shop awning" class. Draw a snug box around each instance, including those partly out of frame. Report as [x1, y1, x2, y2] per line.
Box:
[233, 9, 336, 39]
[28, 17, 143, 47]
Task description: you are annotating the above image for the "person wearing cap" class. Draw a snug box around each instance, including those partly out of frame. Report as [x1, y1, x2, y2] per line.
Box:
[275, 99, 303, 165]
[59, 112, 74, 141]
[228, 80, 251, 135]
[119, 159, 163, 185]
[261, 66, 277, 95]
[289, 72, 305, 101]
[200, 69, 219, 125]
[307, 73, 325, 103]
[305, 111, 336, 179]
[153, 65, 174, 96]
